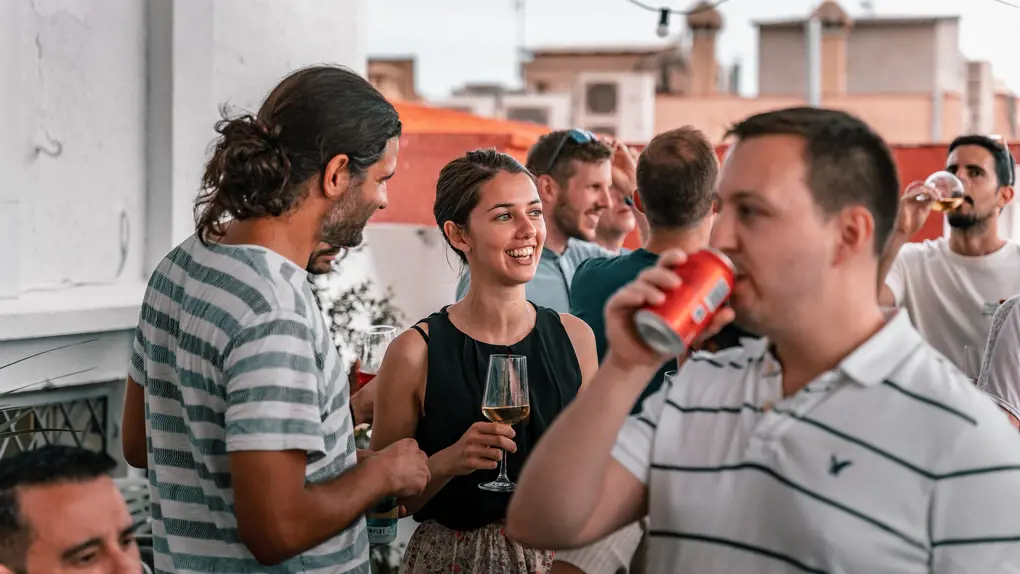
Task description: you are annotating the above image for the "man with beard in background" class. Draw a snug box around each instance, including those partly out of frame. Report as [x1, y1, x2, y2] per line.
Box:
[306, 242, 376, 426]
[120, 66, 430, 572]
[306, 242, 344, 275]
[880, 134, 1020, 371]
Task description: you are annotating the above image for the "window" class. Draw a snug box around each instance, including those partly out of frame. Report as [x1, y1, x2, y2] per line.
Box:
[506, 107, 550, 125]
[585, 83, 618, 114]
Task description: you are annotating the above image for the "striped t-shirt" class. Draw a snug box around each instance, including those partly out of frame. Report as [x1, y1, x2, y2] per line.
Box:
[128, 235, 368, 573]
[613, 310, 1020, 573]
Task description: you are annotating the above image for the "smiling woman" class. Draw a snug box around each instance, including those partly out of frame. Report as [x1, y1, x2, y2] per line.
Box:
[367, 149, 600, 573]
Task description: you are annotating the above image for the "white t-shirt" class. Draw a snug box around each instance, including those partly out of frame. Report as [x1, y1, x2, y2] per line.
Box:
[977, 294, 1020, 421]
[612, 311, 1020, 573]
[885, 237, 1020, 370]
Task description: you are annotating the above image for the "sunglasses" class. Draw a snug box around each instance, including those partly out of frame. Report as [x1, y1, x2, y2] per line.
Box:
[544, 129, 598, 174]
[987, 134, 1015, 187]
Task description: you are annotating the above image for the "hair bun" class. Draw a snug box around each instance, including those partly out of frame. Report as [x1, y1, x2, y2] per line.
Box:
[198, 113, 293, 231]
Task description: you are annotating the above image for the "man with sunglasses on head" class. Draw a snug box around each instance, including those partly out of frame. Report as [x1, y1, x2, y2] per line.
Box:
[454, 129, 628, 312]
[880, 134, 1020, 372]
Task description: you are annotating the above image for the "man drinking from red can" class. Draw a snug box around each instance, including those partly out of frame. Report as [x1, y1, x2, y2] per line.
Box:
[506, 107, 1020, 572]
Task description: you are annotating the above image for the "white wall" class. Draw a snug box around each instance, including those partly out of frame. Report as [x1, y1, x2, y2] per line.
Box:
[361, 225, 461, 326]
[213, 0, 365, 114]
[1, 0, 148, 293]
[0, 0, 365, 392]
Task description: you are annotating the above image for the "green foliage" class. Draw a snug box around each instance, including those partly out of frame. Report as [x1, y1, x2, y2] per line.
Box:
[311, 245, 405, 366]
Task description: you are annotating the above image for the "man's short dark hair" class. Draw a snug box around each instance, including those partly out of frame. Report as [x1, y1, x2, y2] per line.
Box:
[725, 107, 900, 255]
[0, 446, 117, 572]
[526, 130, 612, 186]
[637, 127, 718, 230]
[948, 134, 1016, 187]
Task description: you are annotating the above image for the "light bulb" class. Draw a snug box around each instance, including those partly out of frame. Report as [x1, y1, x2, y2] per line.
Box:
[656, 8, 670, 38]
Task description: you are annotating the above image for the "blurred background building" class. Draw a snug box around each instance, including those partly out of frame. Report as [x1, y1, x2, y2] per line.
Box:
[375, 0, 1017, 144]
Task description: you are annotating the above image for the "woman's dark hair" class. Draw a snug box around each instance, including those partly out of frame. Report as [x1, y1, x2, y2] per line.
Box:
[195, 65, 402, 242]
[434, 148, 535, 264]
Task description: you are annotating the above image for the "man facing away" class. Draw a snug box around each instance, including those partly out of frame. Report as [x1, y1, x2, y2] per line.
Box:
[572, 126, 756, 412]
[555, 126, 757, 574]
[554, 127, 756, 574]
[0, 446, 141, 574]
[120, 65, 430, 573]
[879, 134, 1020, 371]
[455, 129, 617, 312]
[508, 107, 1020, 572]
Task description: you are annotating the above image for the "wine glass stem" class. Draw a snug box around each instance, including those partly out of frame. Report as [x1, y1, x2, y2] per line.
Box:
[496, 448, 510, 483]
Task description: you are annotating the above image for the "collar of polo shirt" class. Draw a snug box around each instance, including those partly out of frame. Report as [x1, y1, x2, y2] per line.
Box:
[748, 310, 924, 388]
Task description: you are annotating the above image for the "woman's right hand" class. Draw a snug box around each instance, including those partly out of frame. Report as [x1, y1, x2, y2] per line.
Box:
[437, 422, 517, 477]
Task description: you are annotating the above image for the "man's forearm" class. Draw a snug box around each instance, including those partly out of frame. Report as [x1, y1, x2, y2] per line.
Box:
[509, 355, 657, 544]
[877, 231, 907, 292]
[245, 456, 392, 565]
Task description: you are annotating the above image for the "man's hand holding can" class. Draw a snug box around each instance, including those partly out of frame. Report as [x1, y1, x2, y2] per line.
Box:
[603, 248, 737, 371]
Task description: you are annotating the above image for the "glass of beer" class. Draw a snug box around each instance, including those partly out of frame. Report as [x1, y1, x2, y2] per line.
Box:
[358, 325, 397, 391]
[479, 354, 529, 493]
[905, 171, 965, 212]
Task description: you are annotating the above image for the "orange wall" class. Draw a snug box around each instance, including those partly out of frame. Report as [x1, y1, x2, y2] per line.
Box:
[372, 133, 531, 225]
[380, 133, 1004, 250]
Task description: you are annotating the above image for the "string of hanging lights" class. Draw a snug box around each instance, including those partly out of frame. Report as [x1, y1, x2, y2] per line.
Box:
[625, 0, 733, 37]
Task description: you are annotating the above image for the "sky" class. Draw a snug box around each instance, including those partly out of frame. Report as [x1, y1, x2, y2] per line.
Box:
[363, 0, 1020, 100]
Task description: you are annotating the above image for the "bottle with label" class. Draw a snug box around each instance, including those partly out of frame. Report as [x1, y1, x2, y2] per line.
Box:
[366, 496, 399, 546]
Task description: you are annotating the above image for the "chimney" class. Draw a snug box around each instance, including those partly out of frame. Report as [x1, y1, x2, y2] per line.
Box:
[812, 1, 852, 96]
[686, 2, 723, 96]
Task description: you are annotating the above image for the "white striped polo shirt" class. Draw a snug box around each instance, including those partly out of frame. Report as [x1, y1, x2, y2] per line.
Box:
[129, 235, 368, 573]
[612, 310, 1020, 573]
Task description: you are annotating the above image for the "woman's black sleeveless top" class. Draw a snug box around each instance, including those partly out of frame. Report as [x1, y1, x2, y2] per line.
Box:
[410, 303, 582, 531]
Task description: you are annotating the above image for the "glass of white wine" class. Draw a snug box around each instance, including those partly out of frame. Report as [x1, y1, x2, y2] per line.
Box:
[479, 354, 529, 493]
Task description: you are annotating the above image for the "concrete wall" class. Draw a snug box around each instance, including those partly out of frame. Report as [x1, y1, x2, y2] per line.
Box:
[1, 0, 148, 294]
[759, 21, 943, 97]
[213, 0, 365, 114]
[0, 0, 365, 393]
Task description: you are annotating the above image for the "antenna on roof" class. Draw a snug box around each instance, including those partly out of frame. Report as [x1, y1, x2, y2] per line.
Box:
[514, 0, 527, 62]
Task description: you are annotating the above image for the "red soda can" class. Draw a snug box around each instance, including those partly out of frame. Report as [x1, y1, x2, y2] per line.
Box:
[633, 248, 736, 356]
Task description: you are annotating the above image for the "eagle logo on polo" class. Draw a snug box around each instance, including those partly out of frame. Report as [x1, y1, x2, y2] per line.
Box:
[829, 454, 853, 476]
